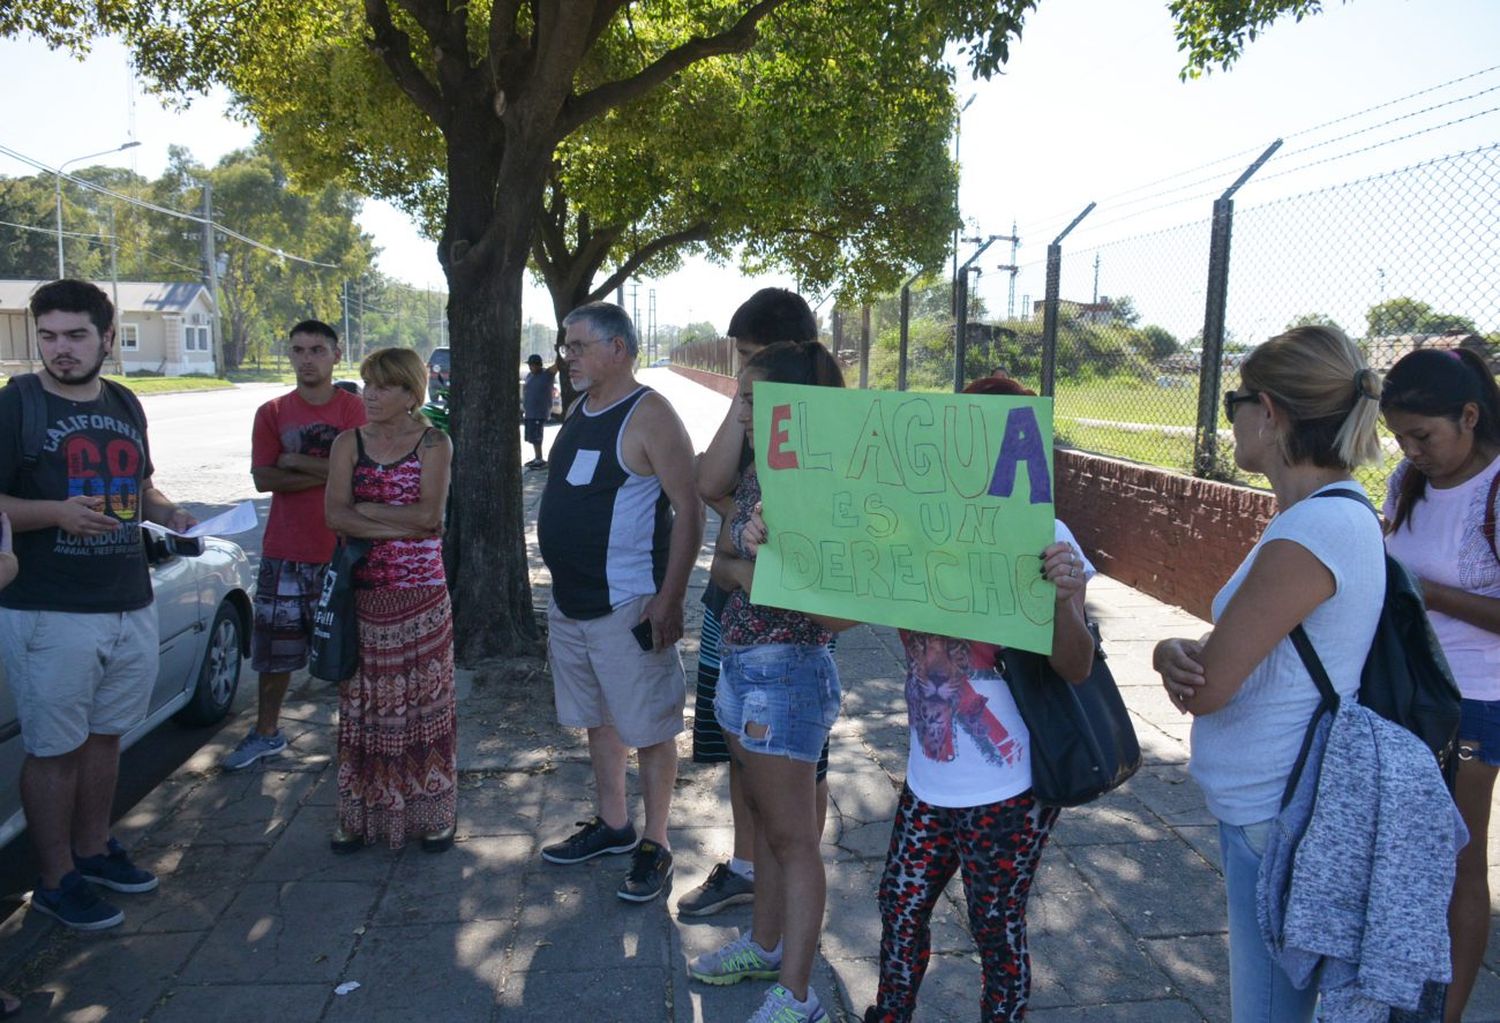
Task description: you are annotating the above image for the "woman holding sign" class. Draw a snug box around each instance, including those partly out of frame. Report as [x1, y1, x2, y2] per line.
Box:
[862, 374, 1097, 1023]
[1153, 326, 1386, 1022]
[689, 340, 854, 1023]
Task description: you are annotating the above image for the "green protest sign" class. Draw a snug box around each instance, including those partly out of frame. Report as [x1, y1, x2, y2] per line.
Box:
[749, 383, 1056, 655]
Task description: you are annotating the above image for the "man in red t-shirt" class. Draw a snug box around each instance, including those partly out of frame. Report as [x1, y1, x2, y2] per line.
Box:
[223, 320, 365, 770]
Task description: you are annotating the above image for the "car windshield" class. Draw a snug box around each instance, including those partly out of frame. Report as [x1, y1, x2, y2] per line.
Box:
[429, 349, 450, 372]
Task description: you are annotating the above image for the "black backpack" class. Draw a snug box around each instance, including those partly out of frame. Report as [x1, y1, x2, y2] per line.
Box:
[7, 372, 147, 479]
[1282, 488, 1463, 806]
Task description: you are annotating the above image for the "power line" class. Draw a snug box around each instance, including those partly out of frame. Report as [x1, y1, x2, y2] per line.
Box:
[0, 219, 108, 240]
[0, 142, 341, 270]
[1013, 62, 1500, 240]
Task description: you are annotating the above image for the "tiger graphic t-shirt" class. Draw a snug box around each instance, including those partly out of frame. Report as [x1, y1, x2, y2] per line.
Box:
[898, 520, 1094, 809]
[0, 381, 155, 612]
[252, 388, 366, 564]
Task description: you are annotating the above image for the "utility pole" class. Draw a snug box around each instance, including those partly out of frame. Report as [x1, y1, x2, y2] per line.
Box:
[1092, 253, 1101, 304]
[1006, 221, 1019, 321]
[342, 281, 352, 367]
[108, 204, 123, 374]
[648, 289, 657, 361]
[201, 182, 224, 375]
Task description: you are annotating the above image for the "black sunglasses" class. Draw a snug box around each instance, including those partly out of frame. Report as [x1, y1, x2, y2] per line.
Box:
[1223, 389, 1261, 423]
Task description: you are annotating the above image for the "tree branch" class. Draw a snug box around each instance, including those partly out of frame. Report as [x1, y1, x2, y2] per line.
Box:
[364, 0, 448, 127]
[591, 221, 714, 301]
[394, 0, 468, 61]
[559, 0, 788, 135]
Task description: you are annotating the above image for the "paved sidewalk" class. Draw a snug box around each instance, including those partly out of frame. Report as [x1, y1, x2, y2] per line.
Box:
[3, 370, 1499, 1021]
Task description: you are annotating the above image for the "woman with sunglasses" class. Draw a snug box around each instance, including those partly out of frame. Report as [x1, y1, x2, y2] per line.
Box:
[1153, 325, 1385, 1022]
[1381, 347, 1500, 1023]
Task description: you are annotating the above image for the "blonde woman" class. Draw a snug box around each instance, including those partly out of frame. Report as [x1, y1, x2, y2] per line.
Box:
[1153, 326, 1385, 1022]
[325, 348, 456, 853]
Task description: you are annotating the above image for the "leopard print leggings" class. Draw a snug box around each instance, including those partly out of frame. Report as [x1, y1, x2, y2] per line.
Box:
[866, 785, 1059, 1022]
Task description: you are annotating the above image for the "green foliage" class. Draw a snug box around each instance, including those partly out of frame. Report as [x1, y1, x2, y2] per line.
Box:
[0, 142, 376, 370]
[1366, 296, 1478, 337]
[1285, 311, 1344, 333]
[1169, 0, 1337, 77]
[1139, 324, 1180, 360]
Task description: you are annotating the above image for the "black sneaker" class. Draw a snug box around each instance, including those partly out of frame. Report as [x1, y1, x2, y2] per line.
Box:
[618, 840, 673, 903]
[540, 817, 639, 864]
[677, 861, 754, 917]
[74, 837, 158, 893]
[29, 871, 124, 931]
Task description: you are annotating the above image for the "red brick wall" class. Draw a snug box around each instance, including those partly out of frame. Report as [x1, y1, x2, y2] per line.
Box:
[669, 367, 1271, 621]
[670, 364, 738, 397]
[1055, 449, 1275, 621]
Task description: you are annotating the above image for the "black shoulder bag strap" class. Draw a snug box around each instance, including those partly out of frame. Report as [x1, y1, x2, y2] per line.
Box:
[1279, 487, 1379, 807]
[8, 373, 48, 479]
[1483, 470, 1500, 567]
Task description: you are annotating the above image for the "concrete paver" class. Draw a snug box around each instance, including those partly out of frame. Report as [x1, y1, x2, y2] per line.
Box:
[4, 368, 1500, 1021]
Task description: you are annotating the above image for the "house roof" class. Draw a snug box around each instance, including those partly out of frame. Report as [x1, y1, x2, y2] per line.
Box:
[0, 280, 214, 315]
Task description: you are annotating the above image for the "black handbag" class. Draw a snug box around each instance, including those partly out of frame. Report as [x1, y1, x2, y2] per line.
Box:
[1000, 623, 1142, 807]
[308, 538, 372, 682]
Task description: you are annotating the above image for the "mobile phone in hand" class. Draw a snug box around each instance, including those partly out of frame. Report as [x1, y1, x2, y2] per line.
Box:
[631, 620, 655, 652]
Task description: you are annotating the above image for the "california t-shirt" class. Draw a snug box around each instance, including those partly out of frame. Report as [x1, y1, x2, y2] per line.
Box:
[900, 520, 1094, 808]
[251, 388, 366, 563]
[0, 380, 154, 611]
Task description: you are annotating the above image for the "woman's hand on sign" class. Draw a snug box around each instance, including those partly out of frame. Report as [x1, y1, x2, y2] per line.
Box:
[745, 502, 768, 554]
[1041, 541, 1086, 603]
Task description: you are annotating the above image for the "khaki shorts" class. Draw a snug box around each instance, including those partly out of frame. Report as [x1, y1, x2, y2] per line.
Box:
[0, 606, 158, 757]
[548, 594, 685, 748]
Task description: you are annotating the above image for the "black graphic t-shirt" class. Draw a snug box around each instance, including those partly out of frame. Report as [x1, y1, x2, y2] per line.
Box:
[0, 381, 155, 612]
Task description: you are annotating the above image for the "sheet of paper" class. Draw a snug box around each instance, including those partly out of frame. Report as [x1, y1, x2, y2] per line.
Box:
[142, 500, 259, 539]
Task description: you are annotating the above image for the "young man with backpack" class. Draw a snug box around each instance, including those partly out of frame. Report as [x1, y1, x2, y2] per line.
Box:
[0, 279, 196, 930]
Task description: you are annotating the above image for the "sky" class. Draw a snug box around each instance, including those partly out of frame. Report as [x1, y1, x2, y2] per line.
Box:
[0, 0, 1496, 338]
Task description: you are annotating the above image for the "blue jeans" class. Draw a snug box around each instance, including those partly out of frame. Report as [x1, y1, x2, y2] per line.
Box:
[1220, 821, 1318, 1023]
[716, 643, 840, 763]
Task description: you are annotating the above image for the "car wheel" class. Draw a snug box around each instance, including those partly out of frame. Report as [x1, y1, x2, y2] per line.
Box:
[175, 601, 243, 726]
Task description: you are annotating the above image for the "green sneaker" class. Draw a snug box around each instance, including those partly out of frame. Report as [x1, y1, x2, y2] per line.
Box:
[688, 931, 781, 986]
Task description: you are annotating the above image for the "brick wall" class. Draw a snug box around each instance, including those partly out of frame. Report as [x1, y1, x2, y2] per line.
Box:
[668, 366, 1271, 622]
[1055, 449, 1275, 621]
[670, 364, 738, 397]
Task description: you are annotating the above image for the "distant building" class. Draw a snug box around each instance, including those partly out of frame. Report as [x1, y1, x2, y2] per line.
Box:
[1032, 298, 1117, 324]
[1364, 330, 1494, 372]
[0, 279, 218, 376]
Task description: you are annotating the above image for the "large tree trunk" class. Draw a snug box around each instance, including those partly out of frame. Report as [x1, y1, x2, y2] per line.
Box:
[440, 122, 551, 665]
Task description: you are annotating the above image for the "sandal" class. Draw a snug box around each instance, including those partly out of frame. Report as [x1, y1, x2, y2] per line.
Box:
[421, 824, 455, 854]
[329, 826, 363, 855]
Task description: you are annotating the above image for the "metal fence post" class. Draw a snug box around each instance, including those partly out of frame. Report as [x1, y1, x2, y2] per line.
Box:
[953, 272, 970, 392]
[1039, 203, 1096, 397]
[859, 304, 871, 388]
[899, 269, 922, 392]
[1193, 139, 1282, 477]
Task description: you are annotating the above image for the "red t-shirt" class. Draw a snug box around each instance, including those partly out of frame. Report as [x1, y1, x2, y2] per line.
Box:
[252, 389, 366, 563]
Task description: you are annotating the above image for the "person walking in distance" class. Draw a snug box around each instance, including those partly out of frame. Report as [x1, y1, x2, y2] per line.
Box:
[0, 279, 197, 931]
[523, 352, 559, 468]
[536, 302, 703, 903]
[224, 320, 365, 771]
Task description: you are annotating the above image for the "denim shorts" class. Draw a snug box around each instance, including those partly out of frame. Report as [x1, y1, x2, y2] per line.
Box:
[715, 643, 840, 764]
[1459, 698, 1500, 766]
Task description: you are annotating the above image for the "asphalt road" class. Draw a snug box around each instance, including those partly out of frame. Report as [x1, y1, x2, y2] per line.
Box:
[0, 368, 717, 899]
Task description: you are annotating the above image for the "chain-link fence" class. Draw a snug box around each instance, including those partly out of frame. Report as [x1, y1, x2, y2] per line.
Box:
[810, 143, 1499, 499]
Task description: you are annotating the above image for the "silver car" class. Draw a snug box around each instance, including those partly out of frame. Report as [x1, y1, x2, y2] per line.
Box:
[0, 532, 254, 849]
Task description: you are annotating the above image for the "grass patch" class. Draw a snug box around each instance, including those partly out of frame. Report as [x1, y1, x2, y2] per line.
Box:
[226, 366, 300, 384]
[104, 374, 235, 394]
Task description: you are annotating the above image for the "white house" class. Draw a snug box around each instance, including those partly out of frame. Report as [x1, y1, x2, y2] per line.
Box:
[0, 280, 218, 377]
